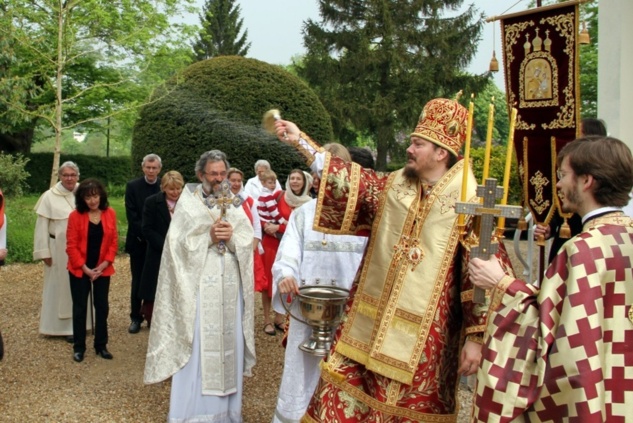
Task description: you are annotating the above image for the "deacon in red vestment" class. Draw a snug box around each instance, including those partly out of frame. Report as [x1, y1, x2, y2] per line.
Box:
[274, 98, 514, 422]
[469, 136, 633, 422]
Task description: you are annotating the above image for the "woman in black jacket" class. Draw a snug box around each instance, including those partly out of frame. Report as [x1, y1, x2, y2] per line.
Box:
[139, 171, 184, 328]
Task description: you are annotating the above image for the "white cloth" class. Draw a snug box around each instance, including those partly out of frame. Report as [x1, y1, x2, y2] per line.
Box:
[144, 185, 256, 421]
[168, 279, 245, 422]
[271, 199, 367, 423]
[32, 182, 80, 336]
[0, 214, 6, 250]
[622, 193, 633, 217]
[237, 190, 262, 242]
[243, 175, 281, 201]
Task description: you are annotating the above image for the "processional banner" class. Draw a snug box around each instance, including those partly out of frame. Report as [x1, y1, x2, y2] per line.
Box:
[499, 1, 581, 226]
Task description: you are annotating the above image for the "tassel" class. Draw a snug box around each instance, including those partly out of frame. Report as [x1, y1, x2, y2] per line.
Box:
[559, 218, 571, 238]
[517, 216, 528, 231]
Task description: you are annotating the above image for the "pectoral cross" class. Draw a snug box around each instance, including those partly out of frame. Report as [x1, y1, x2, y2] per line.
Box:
[456, 178, 522, 303]
[204, 179, 243, 254]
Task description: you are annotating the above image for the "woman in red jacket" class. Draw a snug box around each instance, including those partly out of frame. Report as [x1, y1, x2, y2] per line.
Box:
[66, 179, 118, 363]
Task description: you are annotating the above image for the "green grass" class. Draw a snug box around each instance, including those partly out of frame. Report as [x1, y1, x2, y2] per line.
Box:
[3, 194, 127, 264]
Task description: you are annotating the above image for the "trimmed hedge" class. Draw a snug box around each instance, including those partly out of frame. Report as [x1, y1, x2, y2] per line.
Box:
[132, 56, 334, 182]
[25, 153, 132, 194]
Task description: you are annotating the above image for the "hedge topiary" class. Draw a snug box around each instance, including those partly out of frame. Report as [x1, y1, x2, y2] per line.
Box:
[131, 56, 334, 182]
[25, 153, 132, 194]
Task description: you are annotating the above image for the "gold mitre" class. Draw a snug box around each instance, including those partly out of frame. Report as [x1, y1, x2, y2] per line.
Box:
[410, 97, 468, 156]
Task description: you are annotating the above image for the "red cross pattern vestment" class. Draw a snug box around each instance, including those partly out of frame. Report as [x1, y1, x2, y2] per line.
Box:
[474, 212, 633, 422]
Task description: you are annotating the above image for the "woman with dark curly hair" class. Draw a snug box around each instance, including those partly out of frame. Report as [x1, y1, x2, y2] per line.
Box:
[66, 179, 118, 363]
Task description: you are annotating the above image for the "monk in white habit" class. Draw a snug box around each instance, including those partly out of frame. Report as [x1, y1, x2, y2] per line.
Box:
[144, 150, 255, 422]
[469, 136, 633, 422]
[33, 161, 88, 339]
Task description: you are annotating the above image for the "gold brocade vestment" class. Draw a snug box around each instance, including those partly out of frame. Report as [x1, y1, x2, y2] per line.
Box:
[314, 155, 479, 385]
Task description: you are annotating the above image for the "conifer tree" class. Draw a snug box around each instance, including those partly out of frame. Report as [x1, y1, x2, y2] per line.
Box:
[192, 0, 251, 60]
[297, 0, 487, 169]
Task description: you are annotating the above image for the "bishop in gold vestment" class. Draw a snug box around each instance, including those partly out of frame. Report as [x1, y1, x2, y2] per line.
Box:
[273, 98, 513, 422]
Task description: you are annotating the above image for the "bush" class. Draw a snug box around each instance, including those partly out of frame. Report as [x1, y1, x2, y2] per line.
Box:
[0, 153, 30, 197]
[25, 153, 132, 194]
[132, 56, 334, 182]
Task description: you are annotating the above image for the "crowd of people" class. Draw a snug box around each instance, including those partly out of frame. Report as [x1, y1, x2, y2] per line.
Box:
[0, 99, 632, 422]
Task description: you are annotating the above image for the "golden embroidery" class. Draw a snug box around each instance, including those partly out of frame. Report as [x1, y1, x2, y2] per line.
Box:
[505, 13, 577, 131]
[529, 170, 551, 214]
[391, 180, 417, 201]
[437, 189, 459, 214]
[541, 12, 577, 130]
[327, 168, 351, 200]
[520, 28, 559, 107]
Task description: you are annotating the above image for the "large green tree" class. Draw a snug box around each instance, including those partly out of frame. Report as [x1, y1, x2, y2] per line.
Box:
[296, 0, 489, 170]
[0, 0, 196, 187]
[192, 0, 250, 61]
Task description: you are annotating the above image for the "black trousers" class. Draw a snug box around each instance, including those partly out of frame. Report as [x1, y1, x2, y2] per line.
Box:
[129, 250, 145, 323]
[69, 272, 110, 353]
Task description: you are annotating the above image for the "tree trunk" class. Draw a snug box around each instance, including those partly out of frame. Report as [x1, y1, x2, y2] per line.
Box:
[0, 127, 36, 154]
[375, 123, 394, 171]
[50, 1, 65, 189]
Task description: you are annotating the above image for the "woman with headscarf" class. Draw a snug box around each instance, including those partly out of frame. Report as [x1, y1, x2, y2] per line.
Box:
[257, 169, 312, 335]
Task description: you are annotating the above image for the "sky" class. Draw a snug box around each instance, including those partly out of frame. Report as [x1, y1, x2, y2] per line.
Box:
[185, 0, 536, 90]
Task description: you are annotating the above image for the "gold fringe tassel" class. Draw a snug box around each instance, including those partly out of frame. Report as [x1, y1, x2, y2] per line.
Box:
[559, 218, 571, 238]
[356, 301, 378, 319]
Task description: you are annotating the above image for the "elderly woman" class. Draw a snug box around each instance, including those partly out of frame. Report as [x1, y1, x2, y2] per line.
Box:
[66, 179, 118, 363]
[139, 171, 184, 328]
[257, 169, 313, 335]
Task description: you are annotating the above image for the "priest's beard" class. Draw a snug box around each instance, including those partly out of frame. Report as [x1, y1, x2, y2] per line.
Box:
[403, 166, 420, 184]
[559, 188, 580, 214]
[202, 179, 222, 196]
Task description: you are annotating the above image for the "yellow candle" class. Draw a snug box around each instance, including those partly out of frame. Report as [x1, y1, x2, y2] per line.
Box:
[498, 107, 518, 229]
[458, 95, 475, 228]
[482, 98, 495, 182]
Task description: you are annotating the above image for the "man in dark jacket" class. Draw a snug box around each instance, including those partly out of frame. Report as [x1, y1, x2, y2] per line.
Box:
[125, 154, 161, 333]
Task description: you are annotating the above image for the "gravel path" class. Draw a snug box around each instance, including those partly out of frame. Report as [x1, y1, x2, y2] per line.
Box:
[0, 256, 481, 422]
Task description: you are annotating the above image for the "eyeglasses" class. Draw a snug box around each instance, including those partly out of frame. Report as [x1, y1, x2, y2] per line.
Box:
[61, 174, 78, 178]
[556, 170, 567, 180]
[204, 171, 227, 178]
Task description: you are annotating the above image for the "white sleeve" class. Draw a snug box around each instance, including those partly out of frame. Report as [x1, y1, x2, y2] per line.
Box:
[250, 200, 262, 240]
[271, 206, 305, 314]
[310, 151, 327, 178]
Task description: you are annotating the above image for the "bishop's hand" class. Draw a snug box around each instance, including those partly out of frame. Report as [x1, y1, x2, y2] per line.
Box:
[274, 120, 300, 145]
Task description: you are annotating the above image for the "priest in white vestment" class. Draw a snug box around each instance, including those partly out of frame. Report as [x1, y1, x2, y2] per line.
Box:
[33, 161, 87, 337]
[144, 150, 255, 423]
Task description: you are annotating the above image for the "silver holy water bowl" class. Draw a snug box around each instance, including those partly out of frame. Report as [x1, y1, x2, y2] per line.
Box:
[281, 285, 349, 356]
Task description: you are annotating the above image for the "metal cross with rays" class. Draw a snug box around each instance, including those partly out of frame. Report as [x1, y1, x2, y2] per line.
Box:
[204, 179, 243, 254]
[456, 178, 523, 303]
